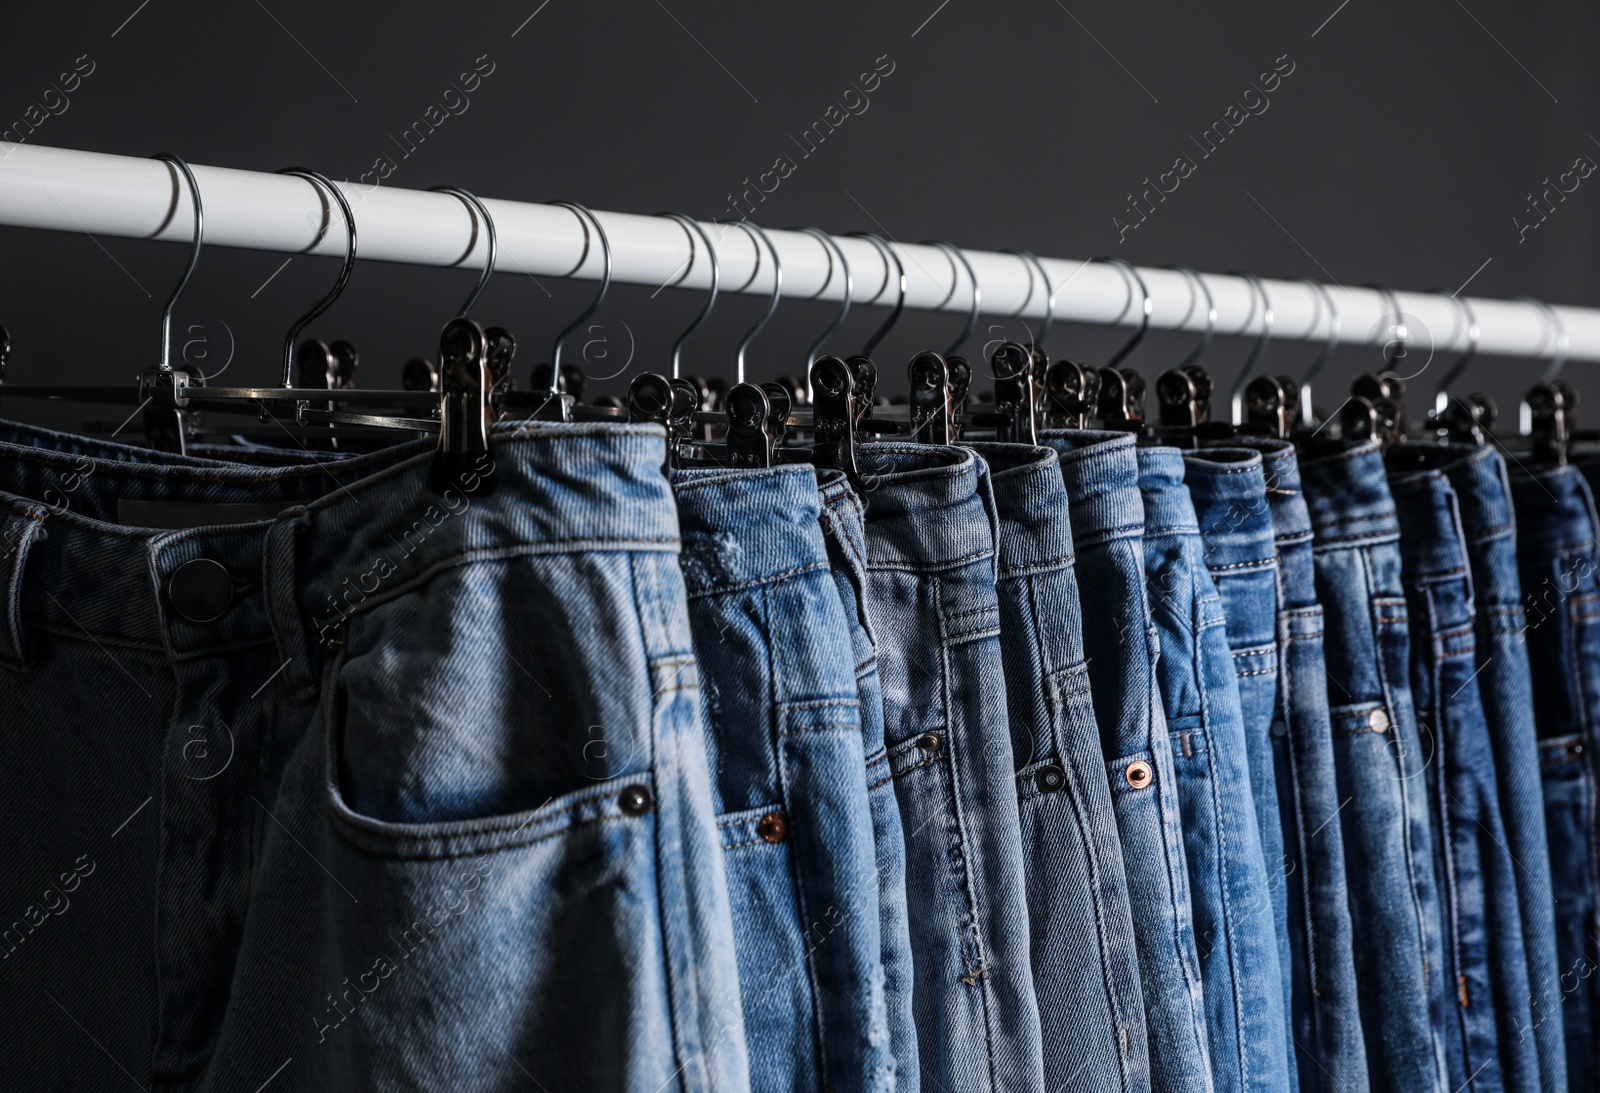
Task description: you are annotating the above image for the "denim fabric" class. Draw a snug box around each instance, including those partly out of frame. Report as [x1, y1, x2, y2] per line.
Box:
[0, 418, 751, 1093]
[1451, 448, 1564, 1093]
[1181, 447, 1295, 1083]
[673, 464, 893, 1093]
[1040, 429, 1213, 1093]
[857, 442, 1046, 1092]
[1231, 440, 1368, 1093]
[1389, 456, 1538, 1092]
[817, 468, 921, 1092]
[1138, 446, 1289, 1093]
[1300, 440, 1449, 1093]
[966, 442, 1150, 1093]
[1511, 462, 1600, 1089]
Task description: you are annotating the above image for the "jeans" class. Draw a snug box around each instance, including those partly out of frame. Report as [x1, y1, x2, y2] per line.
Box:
[817, 467, 922, 1092]
[1181, 447, 1295, 1086]
[1138, 446, 1288, 1093]
[967, 442, 1149, 1093]
[1231, 440, 1368, 1093]
[673, 464, 894, 1093]
[0, 418, 752, 1092]
[1389, 455, 1538, 1092]
[1451, 448, 1565, 1093]
[857, 442, 1046, 1092]
[1512, 462, 1600, 1089]
[1300, 440, 1449, 1093]
[1040, 429, 1212, 1093]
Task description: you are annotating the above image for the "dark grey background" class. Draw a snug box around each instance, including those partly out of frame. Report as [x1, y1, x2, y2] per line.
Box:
[0, 0, 1595, 435]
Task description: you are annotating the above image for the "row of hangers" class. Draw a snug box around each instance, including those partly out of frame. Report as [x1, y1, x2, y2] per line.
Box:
[0, 154, 1582, 503]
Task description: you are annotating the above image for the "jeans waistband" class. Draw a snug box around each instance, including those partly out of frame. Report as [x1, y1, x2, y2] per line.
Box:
[1038, 429, 1144, 546]
[1509, 462, 1600, 557]
[962, 442, 1075, 574]
[0, 419, 680, 691]
[670, 464, 826, 596]
[1387, 467, 1470, 578]
[857, 442, 997, 570]
[1135, 446, 1198, 535]
[1438, 445, 1515, 547]
[1230, 439, 1313, 543]
[1182, 447, 1276, 569]
[1299, 440, 1401, 547]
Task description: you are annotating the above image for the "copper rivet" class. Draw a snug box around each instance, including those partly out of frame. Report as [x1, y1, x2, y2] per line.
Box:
[1035, 764, 1067, 794]
[618, 785, 654, 816]
[1368, 709, 1391, 734]
[757, 812, 788, 843]
[1125, 760, 1153, 789]
[917, 733, 942, 754]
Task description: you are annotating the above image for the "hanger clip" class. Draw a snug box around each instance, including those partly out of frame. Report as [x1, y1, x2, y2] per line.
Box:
[1244, 375, 1292, 439]
[909, 350, 952, 444]
[759, 381, 792, 457]
[724, 383, 774, 468]
[1527, 381, 1576, 465]
[1352, 372, 1406, 448]
[811, 355, 860, 482]
[1043, 360, 1098, 429]
[988, 341, 1037, 444]
[431, 318, 495, 495]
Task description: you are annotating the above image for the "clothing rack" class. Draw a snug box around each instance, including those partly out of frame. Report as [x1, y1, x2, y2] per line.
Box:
[1, 140, 1597, 366]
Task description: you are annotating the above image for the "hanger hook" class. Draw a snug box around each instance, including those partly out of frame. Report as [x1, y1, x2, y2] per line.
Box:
[734, 220, 782, 385]
[1226, 272, 1273, 424]
[1517, 296, 1568, 383]
[278, 168, 357, 388]
[925, 240, 981, 356]
[794, 226, 851, 373]
[1361, 282, 1408, 372]
[1431, 293, 1480, 407]
[655, 213, 719, 380]
[150, 153, 203, 374]
[1165, 266, 1215, 369]
[430, 187, 496, 319]
[1005, 250, 1055, 349]
[548, 201, 612, 389]
[1298, 277, 1340, 423]
[1092, 256, 1153, 368]
[850, 232, 905, 358]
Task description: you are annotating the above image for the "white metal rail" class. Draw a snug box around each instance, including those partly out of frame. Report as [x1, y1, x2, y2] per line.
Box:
[0, 141, 1595, 365]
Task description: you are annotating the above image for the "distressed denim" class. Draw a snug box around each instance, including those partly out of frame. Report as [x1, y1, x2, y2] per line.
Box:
[1231, 440, 1368, 1093]
[1512, 462, 1600, 1089]
[1389, 455, 1538, 1092]
[1182, 447, 1295, 1085]
[0, 418, 751, 1092]
[1040, 430, 1212, 1093]
[817, 468, 922, 1093]
[673, 464, 894, 1093]
[1300, 440, 1449, 1093]
[1450, 448, 1564, 1093]
[857, 443, 1045, 1093]
[1138, 446, 1288, 1093]
[967, 442, 1149, 1093]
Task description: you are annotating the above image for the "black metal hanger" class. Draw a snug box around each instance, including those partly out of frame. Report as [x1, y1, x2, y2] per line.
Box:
[1154, 266, 1217, 445]
[1516, 298, 1572, 465]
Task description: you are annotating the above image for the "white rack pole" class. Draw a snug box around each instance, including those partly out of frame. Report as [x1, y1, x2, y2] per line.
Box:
[2, 141, 1597, 363]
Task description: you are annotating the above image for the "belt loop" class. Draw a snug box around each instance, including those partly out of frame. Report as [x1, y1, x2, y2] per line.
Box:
[263, 509, 320, 700]
[0, 507, 48, 671]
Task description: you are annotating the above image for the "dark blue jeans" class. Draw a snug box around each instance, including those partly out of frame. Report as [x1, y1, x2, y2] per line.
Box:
[857, 443, 1046, 1092]
[1301, 440, 1449, 1093]
[1389, 454, 1538, 1093]
[1234, 440, 1368, 1093]
[967, 442, 1149, 1093]
[674, 464, 896, 1093]
[1513, 461, 1600, 1090]
[1041, 430, 1212, 1093]
[1140, 446, 1289, 1093]
[817, 468, 922, 1092]
[0, 418, 753, 1092]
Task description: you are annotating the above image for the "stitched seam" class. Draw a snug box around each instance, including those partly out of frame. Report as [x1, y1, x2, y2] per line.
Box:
[683, 560, 831, 599]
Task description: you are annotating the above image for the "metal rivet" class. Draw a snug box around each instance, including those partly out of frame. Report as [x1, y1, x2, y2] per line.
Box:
[618, 785, 654, 816]
[916, 733, 942, 754]
[168, 558, 234, 623]
[757, 812, 788, 843]
[1125, 760, 1153, 789]
[1270, 718, 1288, 739]
[1368, 709, 1391, 734]
[1034, 764, 1067, 794]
